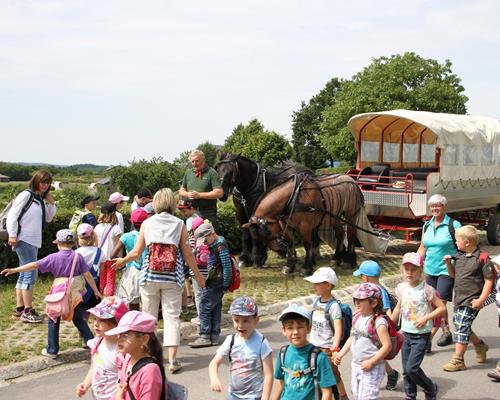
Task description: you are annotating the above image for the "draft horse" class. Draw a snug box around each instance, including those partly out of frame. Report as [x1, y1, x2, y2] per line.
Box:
[215, 153, 313, 268]
[245, 173, 364, 275]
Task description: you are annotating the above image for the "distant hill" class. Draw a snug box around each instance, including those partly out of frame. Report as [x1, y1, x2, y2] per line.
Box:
[0, 161, 110, 180]
[15, 162, 109, 172]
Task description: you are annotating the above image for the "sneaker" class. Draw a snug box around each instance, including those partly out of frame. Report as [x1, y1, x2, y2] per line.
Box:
[211, 337, 220, 346]
[41, 348, 57, 359]
[443, 356, 466, 372]
[20, 309, 43, 323]
[425, 339, 432, 354]
[436, 331, 453, 347]
[424, 383, 438, 400]
[168, 360, 182, 373]
[474, 342, 489, 363]
[385, 369, 399, 390]
[487, 363, 500, 381]
[190, 317, 200, 325]
[188, 337, 212, 348]
[11, 308, 23, 321]
[339, 396, 350, 400]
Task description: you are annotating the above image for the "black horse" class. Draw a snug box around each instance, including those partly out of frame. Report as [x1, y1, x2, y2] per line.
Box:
[216, 153, 313, 268]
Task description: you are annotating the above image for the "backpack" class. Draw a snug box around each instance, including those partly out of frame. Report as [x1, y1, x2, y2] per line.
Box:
[353, 312, 404, 360]
[126, 356, 188, 400]
[477, 251, 498, 307]
[68, 210, 91, 234]
[82, 247, 102, 308]
[194, 243, 210, 267]
[148, 243, 178, 272]
[214, 243, 240, 292]
[312, 298, 352, 348]
[0, 190, 35, 241]
[423, 217, 458, 252]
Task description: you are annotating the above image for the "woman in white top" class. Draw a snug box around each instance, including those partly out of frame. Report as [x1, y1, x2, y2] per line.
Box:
[112, 188, 205, 374]
[6, 170, 57, 323]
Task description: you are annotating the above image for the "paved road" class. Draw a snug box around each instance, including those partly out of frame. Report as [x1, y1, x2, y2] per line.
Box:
[1, 300, 498, 400]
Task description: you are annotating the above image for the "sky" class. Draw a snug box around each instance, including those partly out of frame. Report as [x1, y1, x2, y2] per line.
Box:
[1, 0, 499, 166]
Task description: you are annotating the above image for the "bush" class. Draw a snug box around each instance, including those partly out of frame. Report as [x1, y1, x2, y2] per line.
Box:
[217, 199, 242, 252]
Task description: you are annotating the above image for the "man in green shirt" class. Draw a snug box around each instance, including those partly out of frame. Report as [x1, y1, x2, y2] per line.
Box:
[179, 149, 223, 231]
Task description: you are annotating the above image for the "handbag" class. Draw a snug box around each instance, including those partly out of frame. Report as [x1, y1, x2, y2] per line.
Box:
[44, 253, 79, 322]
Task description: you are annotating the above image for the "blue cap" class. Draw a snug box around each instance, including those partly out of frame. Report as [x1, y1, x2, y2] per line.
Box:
[229, 296, 258, 316]
[353, 260, 381, 277]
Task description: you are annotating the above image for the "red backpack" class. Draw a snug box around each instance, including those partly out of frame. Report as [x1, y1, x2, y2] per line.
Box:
[227, 254, 241, 292]
[353, 312, 404, 360]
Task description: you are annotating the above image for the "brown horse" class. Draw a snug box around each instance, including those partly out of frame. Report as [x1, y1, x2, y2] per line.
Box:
[244, 173, 364, 275]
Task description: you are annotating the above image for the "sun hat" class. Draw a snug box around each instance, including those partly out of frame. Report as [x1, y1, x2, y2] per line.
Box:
[177, 198, 194, 209]
[191, 216, 205, 232]
[100, 201, 117, 214]
[80, 195, 99, 207]
[105, 311, 157, 336]
[352, 282, 382, 300]
[402, 252, 424, 267]
[353, 260, 381, 277]
[229, 296, 258, 316]
[303, 267, 338, 286]
[52, 229, 75, 244]
[77, 223, 94, 238]
[108, 192, 130, 204]
[130, 208, 149, 225]
[88, 296, 129, 322]
[279, 304, 311, 322]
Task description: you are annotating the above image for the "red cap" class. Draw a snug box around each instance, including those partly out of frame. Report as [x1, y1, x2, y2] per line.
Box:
[130, 208, 149, 224]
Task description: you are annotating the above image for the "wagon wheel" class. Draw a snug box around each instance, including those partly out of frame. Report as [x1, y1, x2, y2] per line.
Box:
[486, 214, 500, 245]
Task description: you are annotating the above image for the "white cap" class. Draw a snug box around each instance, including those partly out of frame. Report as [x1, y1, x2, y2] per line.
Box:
[303, 267, 338, 286]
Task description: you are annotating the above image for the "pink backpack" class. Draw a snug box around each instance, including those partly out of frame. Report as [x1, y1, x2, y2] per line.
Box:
[195, 244, 210, 267]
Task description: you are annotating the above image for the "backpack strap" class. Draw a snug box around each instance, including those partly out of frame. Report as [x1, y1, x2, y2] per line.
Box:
[15, 190, 35, 236]
[228, 334, 235, 363]
[90, 336, 103, 359]
[91, 247, 102, 272]
[478, 251, 489, 266]
[307, 346, 321, 400]
[448, 218, 458, 252]
[126, 357, 164, 400]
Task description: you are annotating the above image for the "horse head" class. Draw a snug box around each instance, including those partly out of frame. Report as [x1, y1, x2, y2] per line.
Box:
[215, 153, 240, 201]
[243, 216, 288, 257]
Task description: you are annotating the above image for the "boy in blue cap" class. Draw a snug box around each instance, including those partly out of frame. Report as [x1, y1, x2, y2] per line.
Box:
[353, 260, 400, 391]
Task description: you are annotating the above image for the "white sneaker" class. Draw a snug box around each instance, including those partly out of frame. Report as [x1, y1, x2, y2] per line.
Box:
[190, 317, 200, 325]
[41, 348, 57, 359]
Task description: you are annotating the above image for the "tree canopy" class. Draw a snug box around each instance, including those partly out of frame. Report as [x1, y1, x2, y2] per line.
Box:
[223, 119, 292, 166]
[319, 52, 469, 163]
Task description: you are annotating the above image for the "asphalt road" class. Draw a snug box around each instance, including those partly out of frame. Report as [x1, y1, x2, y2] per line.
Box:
[1, 300, 498, 400]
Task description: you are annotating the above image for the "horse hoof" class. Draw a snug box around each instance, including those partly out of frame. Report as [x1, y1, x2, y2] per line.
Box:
[282, 266, 295, 275]
[238, 261, 247, 269]
[254, 264, 267, 269]
[299, 268, 313, 277]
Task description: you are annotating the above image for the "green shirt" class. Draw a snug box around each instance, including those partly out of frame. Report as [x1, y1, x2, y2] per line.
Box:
[181, 166, 221, 211]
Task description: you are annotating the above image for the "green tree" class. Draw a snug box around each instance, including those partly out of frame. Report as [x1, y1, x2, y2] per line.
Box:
[291, 78, 344, 169]
[320, 52, 468, 163]
[223, 119, 292, 166]
[196, 141, 219, 167]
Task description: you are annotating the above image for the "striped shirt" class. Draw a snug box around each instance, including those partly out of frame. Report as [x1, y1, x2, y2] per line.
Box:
[207, 236, 232, 289]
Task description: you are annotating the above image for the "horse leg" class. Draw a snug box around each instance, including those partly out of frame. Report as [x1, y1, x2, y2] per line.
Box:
[299, 239, 315, 277]
[311, 228, 321, 261]
[282, 230, 297, 275]
[238, 227, 254, 267]
[331, 225, 346, 266]
[342, 224, 358, 267]
[252, 237, 268, 268]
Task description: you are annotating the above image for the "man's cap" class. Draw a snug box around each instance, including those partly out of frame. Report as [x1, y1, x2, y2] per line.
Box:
[130, 208, 149, 225]
[53, 229, 75, 244]
[303, 267, 338, 286]
[105, 310, 157, 336]
[88, 296, 129, 322]
[353, 260, 381, 277]
[229, 296, 258, 316]
[177, 198, 194, 209]
[81, 195, 99, 207]
[108, 192, 130, 204]
[352, 282, 382, 300]
[77, 223, 94, 238]
[100, 201, 117, 214]
[402, 252, 424, 267]
[279, 304, 311, 322]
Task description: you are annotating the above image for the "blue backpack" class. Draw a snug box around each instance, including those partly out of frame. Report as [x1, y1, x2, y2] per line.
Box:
[312, 298, 352, 348]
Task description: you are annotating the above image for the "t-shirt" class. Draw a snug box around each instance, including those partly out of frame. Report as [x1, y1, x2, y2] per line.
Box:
[216, 330, 272, 399]
[118, 355, 164, 400]
[379, 286, 392, 311]
[351, 314, 388, 364]
[181, 166, 221, 211]
[76, 246, 107, 274]
[274, 343, 336, 400]
[37, 249, 89, 277]
[120, 231, 147, 270]
[94, 223, 122, 259]
[422, 215, 461, 276]
[309, 298, 342, 348]
[396, 281, 435, 334]
[453, 249, 495, 308]
[116, 212, 125, 233]
[89, 338, 122, 400]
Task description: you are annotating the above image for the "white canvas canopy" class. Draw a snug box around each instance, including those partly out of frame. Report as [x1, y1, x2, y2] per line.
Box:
[348, 109, 500, 182]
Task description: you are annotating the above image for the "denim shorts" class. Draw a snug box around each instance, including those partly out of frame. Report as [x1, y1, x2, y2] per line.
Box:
[426, 274, 454, 302]
[452, 306, 479, 344]
[15, 241, 38, 290]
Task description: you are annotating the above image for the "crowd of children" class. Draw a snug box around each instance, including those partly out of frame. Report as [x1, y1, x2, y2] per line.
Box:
[2, 186, 499, 400]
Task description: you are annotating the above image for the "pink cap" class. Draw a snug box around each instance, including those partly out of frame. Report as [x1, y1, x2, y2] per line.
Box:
[130, 208, 149, 224]
[77, 223, 94, 238]
[105, 310, 157, 336]
[88, 296, 129, 322]
[402, 252, 423, 267]
[352, 282, 382, 300]
[108, 192, 130, 204]
[191, 216, 205, 232]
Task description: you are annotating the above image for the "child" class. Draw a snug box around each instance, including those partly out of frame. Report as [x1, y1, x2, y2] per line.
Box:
[273, 304, 335, 400]
[108, 192, 129, 233]
[76, 296, 129, 399]
[392, 253, 444, 400]
[94, 201, 122, 296]
[189, 222, 232, 348]
[487, 254, 500, 381]
[334, 283, 391, 400]
[304, 267, 348, 400]
[353, 260, 400, 390]
[442, 225, 495, 372]
[209, 296, 274, 400]
[112, 208, 149, 310]
[1, 229, 102, 358]
[108, 311, 165, 400]
[76, 223, 107, 310]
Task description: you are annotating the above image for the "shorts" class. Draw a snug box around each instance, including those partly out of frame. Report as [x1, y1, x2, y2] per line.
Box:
[117, 267, 141, 305]
[426, 274, 454, 302]
[452, 306, 479, 344]
[15, 241, 38, 290]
